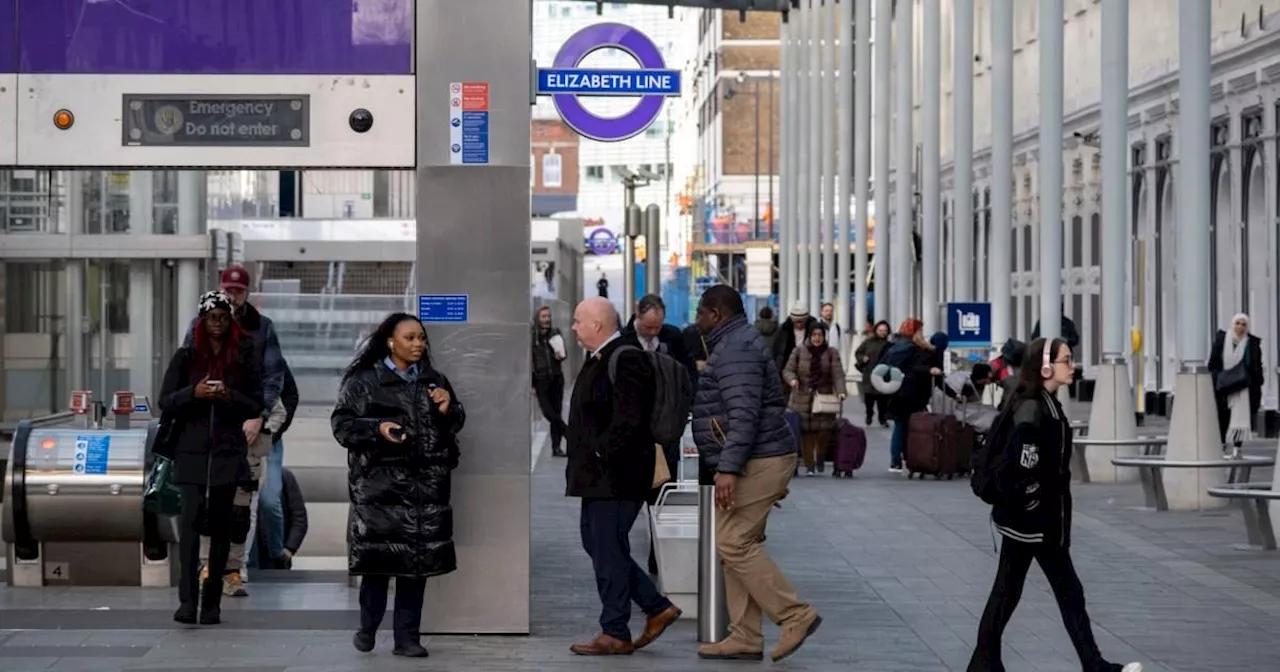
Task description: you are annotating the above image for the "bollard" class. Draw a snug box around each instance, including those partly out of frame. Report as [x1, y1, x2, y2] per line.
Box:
[697, 484, 730, 643]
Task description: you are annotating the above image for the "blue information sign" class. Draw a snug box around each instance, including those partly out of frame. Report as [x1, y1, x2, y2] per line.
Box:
[946, 302, 992, 348]
[73, 434, 111, 475]
[418, 294, 469, 323]
[536, 68, 682, 97]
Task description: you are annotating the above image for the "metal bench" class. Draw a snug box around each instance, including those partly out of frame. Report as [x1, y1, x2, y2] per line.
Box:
[1206, 483, 1280, 551]
[1109, 455, 1274, 511]
[1072, 436, 1167, 484]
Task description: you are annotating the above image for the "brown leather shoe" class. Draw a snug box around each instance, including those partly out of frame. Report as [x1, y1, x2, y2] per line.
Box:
[770, 612, 822, 662]
[697, 637, 765, 660]
[569, 633, 635, 656]
[633, 605, 682, 649]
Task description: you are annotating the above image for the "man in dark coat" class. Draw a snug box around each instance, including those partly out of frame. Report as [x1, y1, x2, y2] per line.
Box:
[565, 297, 681, 656]
[691, 285, 821, 662]
[771, 301, 820, 383]
[531, 305, 569, 457]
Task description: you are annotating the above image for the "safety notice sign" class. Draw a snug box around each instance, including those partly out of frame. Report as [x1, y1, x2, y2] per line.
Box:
[449, 82, 490, 165]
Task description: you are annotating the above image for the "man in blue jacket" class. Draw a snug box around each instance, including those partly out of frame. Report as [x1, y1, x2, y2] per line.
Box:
[184, 265, 289, 597]
[690, 285, 822, 663]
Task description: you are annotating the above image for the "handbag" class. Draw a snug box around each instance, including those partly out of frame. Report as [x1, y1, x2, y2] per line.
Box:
[1216, 362, 1249, 395]
[142, 456, 183, 518]
[652, 444, 672, 488]
[811, 393, 842, 415]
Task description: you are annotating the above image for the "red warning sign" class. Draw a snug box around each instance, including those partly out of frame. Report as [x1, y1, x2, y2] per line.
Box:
[460, 83, 489, 112]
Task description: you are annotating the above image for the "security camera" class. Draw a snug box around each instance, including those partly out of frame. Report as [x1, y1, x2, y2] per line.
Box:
[349, 109, 374, 133]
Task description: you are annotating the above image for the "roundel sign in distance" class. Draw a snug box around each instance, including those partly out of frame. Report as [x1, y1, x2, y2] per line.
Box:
[537, 23, 682, 143]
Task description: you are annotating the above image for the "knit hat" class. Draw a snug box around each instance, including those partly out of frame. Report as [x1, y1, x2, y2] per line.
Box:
[198, 290, 233, 316]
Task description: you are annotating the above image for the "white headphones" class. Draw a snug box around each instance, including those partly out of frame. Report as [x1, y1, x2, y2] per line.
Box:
[1040, 338, 1054, 380]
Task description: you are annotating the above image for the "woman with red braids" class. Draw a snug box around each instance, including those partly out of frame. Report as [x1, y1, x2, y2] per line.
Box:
[158, 290, 264, 626]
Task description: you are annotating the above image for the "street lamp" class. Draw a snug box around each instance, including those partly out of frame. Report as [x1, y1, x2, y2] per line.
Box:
[724, 72, 775, 241]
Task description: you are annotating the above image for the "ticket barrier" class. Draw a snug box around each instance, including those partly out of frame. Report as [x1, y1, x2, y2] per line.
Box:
[648, 439, 703, 619]
[1, 391, 174, 587]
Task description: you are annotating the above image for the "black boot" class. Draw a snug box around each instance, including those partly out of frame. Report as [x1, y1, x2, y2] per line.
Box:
[199, 577, 222, 624]
[173, 602, 197, 625]
[393, 640, 429, 657]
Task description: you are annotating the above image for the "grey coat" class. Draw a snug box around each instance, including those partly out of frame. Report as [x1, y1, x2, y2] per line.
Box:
[782, 346, 848, 433]
[691, 314, 796, 475]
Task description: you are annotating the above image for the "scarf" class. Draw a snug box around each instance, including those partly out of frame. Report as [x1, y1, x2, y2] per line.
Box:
[1222, 313, 1251, 444]
[806, 343, 829, 390]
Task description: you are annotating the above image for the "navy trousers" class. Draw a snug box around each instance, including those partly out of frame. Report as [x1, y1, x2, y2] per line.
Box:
[580, 498, 672, 641]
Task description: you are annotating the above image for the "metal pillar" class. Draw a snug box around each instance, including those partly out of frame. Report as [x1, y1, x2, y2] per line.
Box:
[1087, 0, 1139, 483]
[624, 201, 642, 321]
[64, 172, 86, 392]
[778, 17, 788, 305]
[989, 0, 1013, 346]
[645, 204, 661, 295]
[1165, 0, 1223, 510]
[952, 0, 974, 301]
[128, 171, 156, 399]
[415, 0, 530, 632]
[821, 1, 837, 308]
[697, 485, 730, 643]
[1037, 0, 1064, 342]
[852, 0, 870, 333]
[797, 6, 811, 312]
[175, 172, 204, 342]
[807, 1, 822, 314]
[873, 0, 893, 324]
[893, 0, 913, 322]
[922, 0, 940, 329]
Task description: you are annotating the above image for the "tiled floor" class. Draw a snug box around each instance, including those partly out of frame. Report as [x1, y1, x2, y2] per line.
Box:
[2, 403, 1279, 671]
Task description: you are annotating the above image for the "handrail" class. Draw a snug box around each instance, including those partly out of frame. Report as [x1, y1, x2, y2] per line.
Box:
[1075, 436, 1167, 446]
[1112, 455, 1275, 468]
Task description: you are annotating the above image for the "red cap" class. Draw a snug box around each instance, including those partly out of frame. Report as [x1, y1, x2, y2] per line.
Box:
[220, 265, 250, 290]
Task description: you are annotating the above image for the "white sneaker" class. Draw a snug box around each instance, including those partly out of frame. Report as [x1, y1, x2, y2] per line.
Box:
[1121, 663, 1143, 672]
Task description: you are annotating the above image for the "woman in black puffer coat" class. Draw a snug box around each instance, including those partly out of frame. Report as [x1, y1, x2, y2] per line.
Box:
[331, 312, 465, 658]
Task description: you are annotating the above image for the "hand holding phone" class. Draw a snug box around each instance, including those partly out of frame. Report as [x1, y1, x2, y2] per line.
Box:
[379, 422, 408, 443]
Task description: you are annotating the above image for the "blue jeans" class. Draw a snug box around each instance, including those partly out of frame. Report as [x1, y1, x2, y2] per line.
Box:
[890, 417, 907, 466]
[249, 438, 285, 568]
[580, 498, 673, 641]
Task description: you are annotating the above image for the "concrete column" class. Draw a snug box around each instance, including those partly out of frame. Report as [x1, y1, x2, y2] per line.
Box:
[1087, 0, 1139, 482]
[952, 0, 974, 301]
[873, 0, 893, 324]
[175, 171, 205, 342]
[821, 1, 837, 309]
[797, 5, 811, 311]
[1038, 0, 1064, 344]
[128, 172, 156, 399]
[780, 20, 793, 310]
[852, 0, 871, 333]
[922, 0, 941, 329]
[416, 0, 530, 631]
[1167, 0, 1223, 511]
[808, 1, 823, 314]
[893, 0, 914, 322]
[989, 0, 1013, 347]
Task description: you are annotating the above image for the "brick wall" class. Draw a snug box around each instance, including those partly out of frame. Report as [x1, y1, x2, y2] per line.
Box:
[721, 11, 779, 40]
[531, 119, 579, 194]
[721, 75, 780, 178]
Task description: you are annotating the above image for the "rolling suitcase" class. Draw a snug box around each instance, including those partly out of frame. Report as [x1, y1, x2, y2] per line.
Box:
[904, 412, 972, 480]
[830, 418, 867, 478]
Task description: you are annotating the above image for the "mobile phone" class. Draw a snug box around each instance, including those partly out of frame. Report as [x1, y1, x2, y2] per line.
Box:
[206, 380, 224, 389]
[390, 426, 409, 442]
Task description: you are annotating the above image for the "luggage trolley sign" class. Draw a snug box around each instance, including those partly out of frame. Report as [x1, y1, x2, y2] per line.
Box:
[417, 294, 469, 323]
[946, 302, 992, 348]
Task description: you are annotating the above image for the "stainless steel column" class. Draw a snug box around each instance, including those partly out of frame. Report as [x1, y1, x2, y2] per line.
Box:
[852, 0, 871, 331]
[415, 0, 530, 633]
[697, 485, 729, 643]
[1038, 0, 1064, 341]
[874, 0, 893, 323]
[989, 0, 1013, 345]
[821, 2, 837, 308]
[786, 17, 801, 311]
[128, 172, 156, 397]
[893, 0, 914, 322]
[645, 204, 661, 295]
[1101, 0, 1130, 359]
[807, 1, 822, 313]
[175, 172, 204, 342]
[797, 6, 811, 310]
[780, 20, 793, 310]
[1177, 0, 1210, 363]
[922, 0, 940, 329]
[952, 0, 974, 301]
[624, 200, 641, 322]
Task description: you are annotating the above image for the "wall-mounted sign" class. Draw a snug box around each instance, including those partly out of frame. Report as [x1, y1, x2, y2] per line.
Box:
[449, 82, 490, 165]
[585, 227, 619, 255]
[122, 95, 310, 147]
[536, 23, 681, 143]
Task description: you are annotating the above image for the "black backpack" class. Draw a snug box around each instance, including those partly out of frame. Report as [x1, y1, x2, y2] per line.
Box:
[969, 404, 1018, 504]
[608, 344, 693, 445]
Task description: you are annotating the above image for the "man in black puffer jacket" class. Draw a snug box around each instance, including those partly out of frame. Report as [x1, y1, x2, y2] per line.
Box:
[691, 286, 821, 663]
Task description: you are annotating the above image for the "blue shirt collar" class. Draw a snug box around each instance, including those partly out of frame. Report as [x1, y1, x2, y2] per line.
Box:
[383, 356, 419, 382]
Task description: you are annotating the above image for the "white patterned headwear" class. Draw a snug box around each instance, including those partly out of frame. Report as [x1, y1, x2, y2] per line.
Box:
[198, 290, 233, 316]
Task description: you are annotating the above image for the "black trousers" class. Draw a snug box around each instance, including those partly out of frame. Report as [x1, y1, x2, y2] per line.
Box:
[969, 539, 1108, 672]
[177, 483, 236, 608]
[359, 575, 427, 646]
[863, 392, 889, 424]
[580, 498, 672, 641]
[534, 377, 567, 451]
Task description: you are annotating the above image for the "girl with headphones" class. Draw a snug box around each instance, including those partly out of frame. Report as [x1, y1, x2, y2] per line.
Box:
[967, 338, 1142, 672]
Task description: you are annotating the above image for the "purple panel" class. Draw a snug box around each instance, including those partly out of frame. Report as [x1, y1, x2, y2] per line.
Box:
[18, 0, 410, 74]
[0, 0, 13, 72]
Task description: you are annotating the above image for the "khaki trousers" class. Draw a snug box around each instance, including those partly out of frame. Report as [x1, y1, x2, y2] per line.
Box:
[714, 453, 814, 647]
